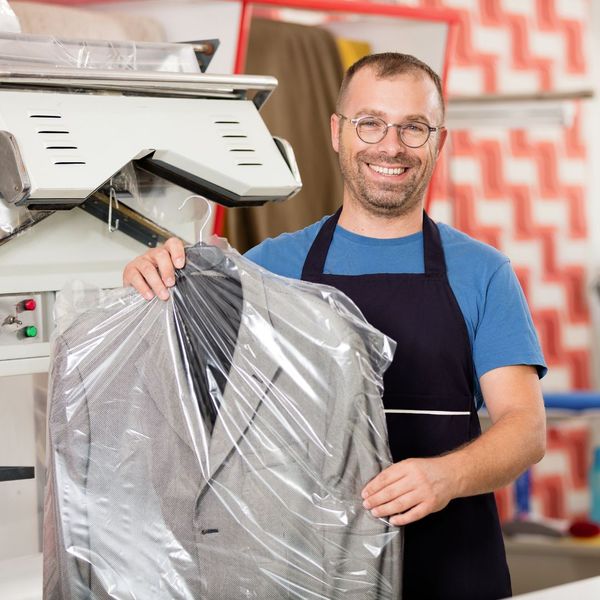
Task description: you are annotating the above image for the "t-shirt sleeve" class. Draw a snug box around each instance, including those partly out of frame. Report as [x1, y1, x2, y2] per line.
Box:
[473, 260, 547, 382]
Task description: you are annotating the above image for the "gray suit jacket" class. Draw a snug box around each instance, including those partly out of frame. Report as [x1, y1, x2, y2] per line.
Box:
[43, 246, 402, 600]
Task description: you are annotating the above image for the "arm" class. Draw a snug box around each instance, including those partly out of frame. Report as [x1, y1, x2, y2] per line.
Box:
[122, 237, 186, 300]
[362, 364, 546, 526]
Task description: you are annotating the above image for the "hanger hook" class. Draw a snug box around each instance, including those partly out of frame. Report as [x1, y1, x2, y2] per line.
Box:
[178, 194, 212, 242]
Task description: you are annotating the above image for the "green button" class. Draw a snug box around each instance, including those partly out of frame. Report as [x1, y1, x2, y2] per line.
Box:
[24, 326, 37, 338]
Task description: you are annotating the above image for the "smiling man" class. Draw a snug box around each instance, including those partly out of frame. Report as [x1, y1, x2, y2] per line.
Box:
[333, 66, 443, 224]
[123, 53, 547, 599]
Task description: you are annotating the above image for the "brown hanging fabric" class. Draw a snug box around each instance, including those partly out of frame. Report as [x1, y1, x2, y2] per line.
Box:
[224, 17, 344, 253]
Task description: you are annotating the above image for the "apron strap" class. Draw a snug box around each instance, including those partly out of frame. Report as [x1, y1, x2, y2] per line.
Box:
[301, 207, 342, 279]
[301, 207, 447, 278]
[422, 211, 447, 277]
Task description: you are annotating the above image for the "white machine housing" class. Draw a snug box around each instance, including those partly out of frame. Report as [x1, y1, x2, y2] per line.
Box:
[0, 89, 300, 205]
[0, 38, 302, 377]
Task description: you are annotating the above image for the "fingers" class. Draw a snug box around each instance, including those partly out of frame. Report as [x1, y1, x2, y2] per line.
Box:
[122, 237, 185, 301]
[361, 458, 451, 525]
[362, 463, 404, 499]
[363, 477, 413, 511]
[164, 237, 186, 269]
[125, 270, 155, 301]
[364, 478, 438, 525]
[363, 474, 436, 525]
[369, 490, 422, 519]
[137, 258, 171, 301]
[153, 247, 177, 289]
[389, 503, 430, 527]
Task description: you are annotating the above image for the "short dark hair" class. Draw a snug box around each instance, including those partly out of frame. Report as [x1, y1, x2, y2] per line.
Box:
[336, 52, 445, 120]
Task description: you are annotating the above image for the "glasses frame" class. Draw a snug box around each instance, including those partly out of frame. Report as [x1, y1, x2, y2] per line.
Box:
[337, 113, 445, 148]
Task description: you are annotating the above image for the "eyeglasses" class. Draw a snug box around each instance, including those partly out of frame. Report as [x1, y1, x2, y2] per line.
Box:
[337, 113, 445, 148]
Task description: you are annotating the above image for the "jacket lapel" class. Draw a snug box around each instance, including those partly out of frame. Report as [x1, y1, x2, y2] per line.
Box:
[206, 261, 282, 483]
[135, 253, 282, 492]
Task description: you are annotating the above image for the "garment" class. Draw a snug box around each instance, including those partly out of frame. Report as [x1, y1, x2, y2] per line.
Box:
[224, 18, 344, 252]
[301, 208, 512, 599]
[43, 244, 402, 600]
[245, 213, 547, 405]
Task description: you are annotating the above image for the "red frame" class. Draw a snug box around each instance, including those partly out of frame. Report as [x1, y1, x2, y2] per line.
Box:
[235, 0, 458, 91]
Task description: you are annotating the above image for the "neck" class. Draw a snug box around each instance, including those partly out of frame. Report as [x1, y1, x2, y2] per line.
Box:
[338, 197, 424, 238]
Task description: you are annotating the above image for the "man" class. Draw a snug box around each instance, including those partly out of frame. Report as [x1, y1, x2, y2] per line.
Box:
[123, 53, 546, 599]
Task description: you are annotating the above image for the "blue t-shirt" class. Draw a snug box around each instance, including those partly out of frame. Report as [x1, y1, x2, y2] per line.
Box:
[245, 216, 547, 408]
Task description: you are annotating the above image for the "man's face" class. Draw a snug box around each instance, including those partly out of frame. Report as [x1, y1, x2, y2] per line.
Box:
[331, 68, 447, 218]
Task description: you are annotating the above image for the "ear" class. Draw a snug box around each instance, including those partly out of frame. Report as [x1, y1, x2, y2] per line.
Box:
[436, 127, 448, 157]
[331, 113, 340, 153]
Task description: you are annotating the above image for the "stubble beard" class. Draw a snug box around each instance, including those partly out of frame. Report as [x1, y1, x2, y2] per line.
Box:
[338, 145, 435, 219]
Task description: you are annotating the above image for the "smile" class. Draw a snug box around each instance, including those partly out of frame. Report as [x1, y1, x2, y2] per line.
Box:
[368, 164, 408, 176]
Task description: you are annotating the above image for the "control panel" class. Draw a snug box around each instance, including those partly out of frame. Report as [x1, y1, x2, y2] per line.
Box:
[0, 292, 55, 375]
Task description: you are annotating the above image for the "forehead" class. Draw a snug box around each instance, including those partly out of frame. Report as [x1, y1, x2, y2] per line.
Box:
[342, 67, 442, 123]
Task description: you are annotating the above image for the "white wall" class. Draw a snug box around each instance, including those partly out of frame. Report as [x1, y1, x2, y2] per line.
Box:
[326, 18, 447, 78]
[0, 374, 47, 560]
[87, 0, 242, 73]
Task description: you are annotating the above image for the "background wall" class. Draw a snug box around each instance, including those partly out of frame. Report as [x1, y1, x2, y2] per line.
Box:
[404, 0, 597, 523]
[418, 0, 595, 393]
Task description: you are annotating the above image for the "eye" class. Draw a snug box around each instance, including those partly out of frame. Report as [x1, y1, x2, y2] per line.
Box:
[403, 122, 428, 133]
[359, 117, 384, 129]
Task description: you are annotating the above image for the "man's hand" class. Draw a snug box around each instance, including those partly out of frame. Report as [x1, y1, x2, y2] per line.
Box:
[361, 457, 455, 526]
[122, 237, 186, 301]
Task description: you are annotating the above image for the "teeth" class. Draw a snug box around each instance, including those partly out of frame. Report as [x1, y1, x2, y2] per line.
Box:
[369, 164, 407, 176]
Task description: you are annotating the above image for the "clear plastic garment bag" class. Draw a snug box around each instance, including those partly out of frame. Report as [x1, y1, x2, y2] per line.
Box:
[44, 241, 402, 599]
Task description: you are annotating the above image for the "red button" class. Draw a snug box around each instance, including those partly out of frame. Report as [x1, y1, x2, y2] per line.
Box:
[23, 299, 36, 311]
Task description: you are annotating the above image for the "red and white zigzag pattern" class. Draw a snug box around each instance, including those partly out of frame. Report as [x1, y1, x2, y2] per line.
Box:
[418, 0, 589, 95]
[418, 0, 593, 390]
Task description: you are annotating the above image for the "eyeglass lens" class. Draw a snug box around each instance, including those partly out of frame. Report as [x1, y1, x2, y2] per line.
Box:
[356, 117, 430, 147]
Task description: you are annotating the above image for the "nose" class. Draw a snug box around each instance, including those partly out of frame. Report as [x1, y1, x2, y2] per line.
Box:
[377, 125, 407, 155]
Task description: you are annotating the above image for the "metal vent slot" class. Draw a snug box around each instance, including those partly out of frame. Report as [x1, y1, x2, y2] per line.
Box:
[214, 120, 240, 124]
[30, 114, 62, 119]
[237, 162, 262, 166]
[54, 161, 86, 165]
[46, 145, 78, 150]
[229, 148, 255, 152]
[222, 134, 247, 138]
[38, 130, 69, 134]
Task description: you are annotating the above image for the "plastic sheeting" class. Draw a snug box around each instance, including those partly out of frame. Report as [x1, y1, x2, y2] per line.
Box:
[0, 0, 19, 33]
[43, 241, 402, 599]
[0, 203, 52, 246]
[0, 32, 200, 73]
[106, 163, 211, 228]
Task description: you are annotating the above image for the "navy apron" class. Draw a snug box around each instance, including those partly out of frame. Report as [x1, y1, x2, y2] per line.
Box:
[301, 208, 511, 599]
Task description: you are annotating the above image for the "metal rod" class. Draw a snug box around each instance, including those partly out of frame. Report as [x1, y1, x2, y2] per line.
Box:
[0, 69, 278, 108]
[449, 90, 594, 104]
[0, 66, 276, 89]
